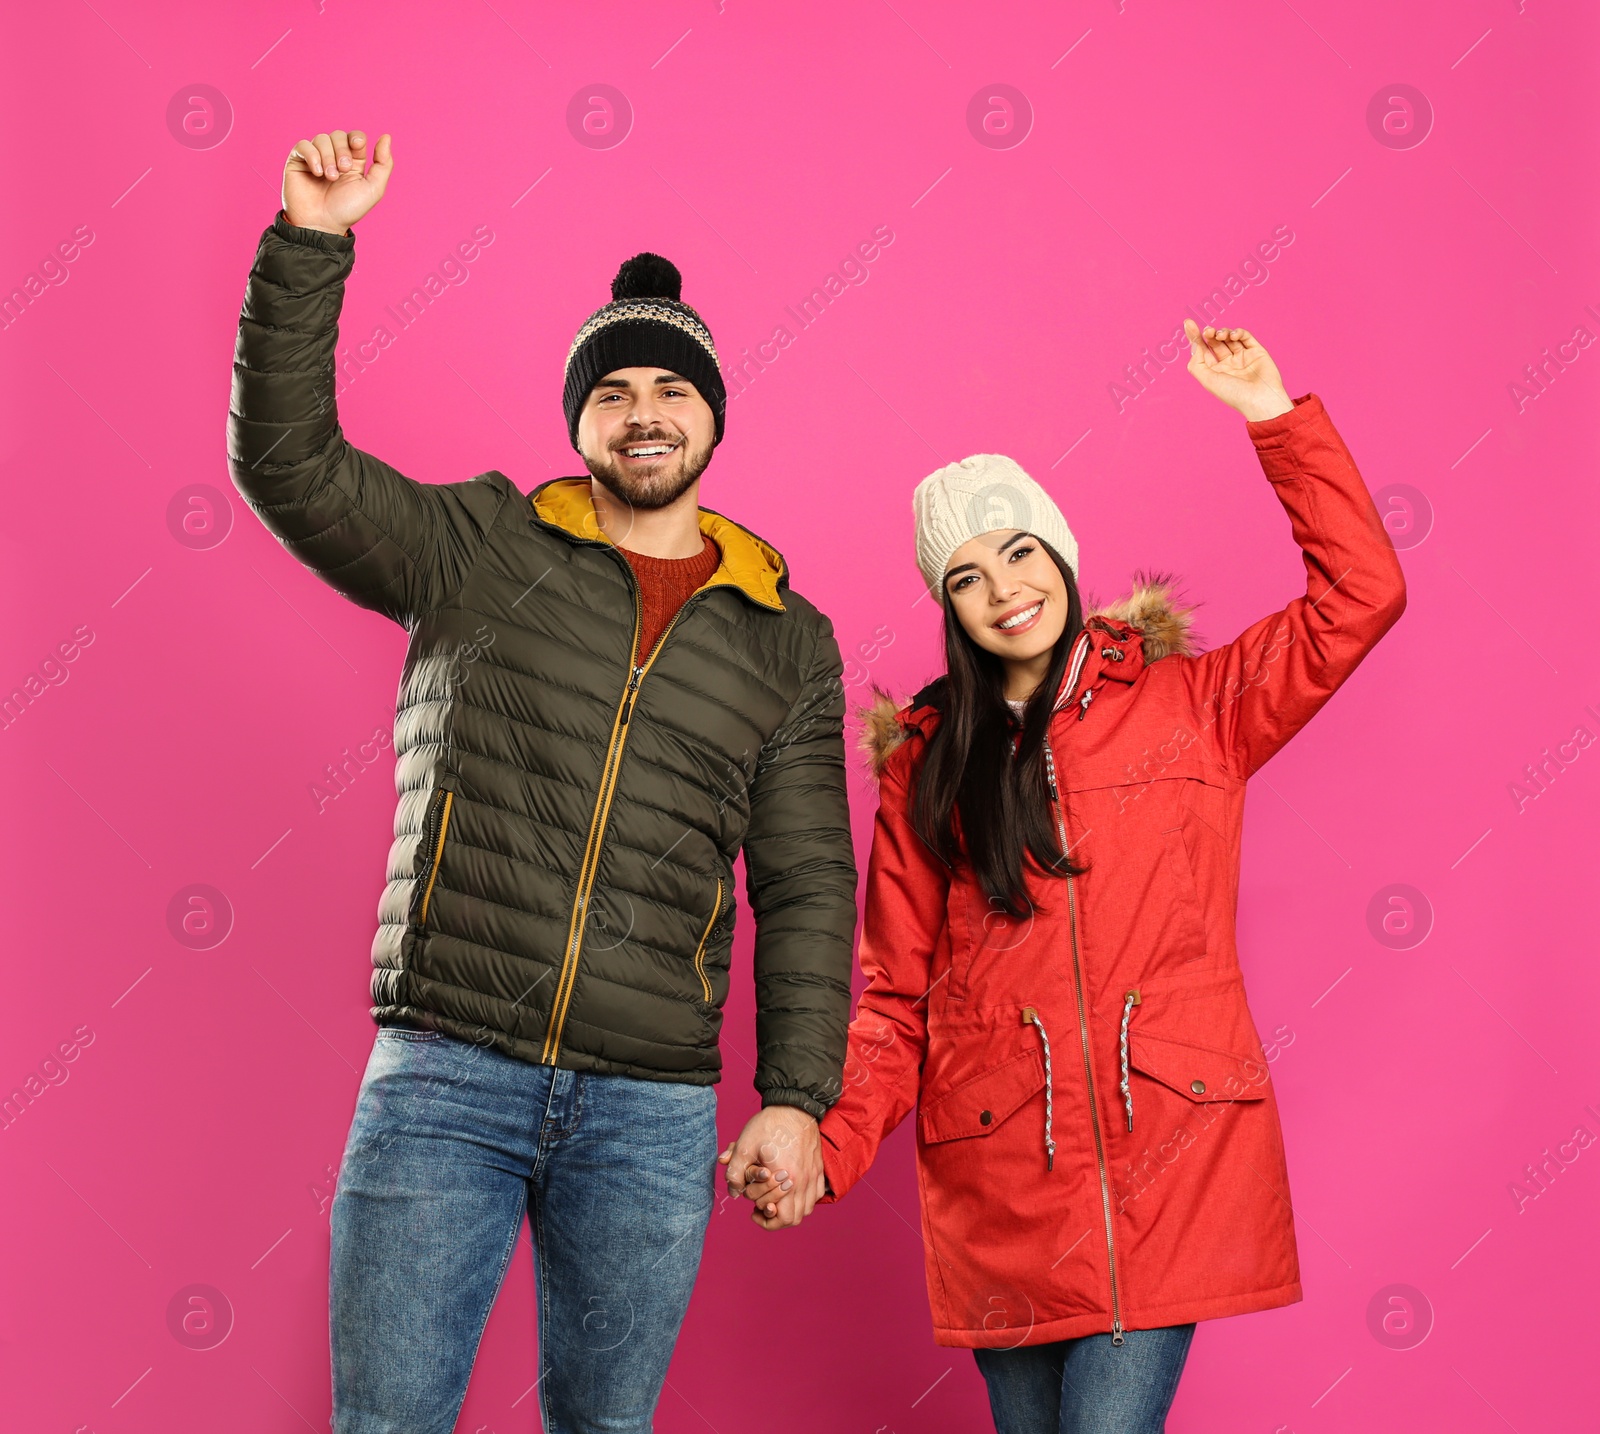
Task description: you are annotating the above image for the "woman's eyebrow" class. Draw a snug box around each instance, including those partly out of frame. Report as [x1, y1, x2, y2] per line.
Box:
[945, 531, 1029, 585]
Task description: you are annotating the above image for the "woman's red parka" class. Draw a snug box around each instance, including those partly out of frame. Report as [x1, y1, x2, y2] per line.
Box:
[818, 394, 1406, 1348]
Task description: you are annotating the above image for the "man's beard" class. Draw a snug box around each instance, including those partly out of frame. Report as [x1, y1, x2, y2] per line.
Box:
[581, 431, 714, 511]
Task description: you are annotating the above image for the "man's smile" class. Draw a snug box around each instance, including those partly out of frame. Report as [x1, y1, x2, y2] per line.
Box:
[618, 439, 681, 464]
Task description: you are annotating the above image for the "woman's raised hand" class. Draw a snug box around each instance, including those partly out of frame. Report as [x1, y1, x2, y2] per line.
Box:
[282, 129, 394, 237]
[1183, 318, 1294, 422]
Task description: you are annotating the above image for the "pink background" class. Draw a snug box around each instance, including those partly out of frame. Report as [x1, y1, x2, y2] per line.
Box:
[3, 2, 1597, 1429]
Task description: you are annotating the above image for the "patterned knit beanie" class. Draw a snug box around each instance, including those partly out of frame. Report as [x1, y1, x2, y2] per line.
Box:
[912, 454, 1079, 597]
[562, 253, 726, 451]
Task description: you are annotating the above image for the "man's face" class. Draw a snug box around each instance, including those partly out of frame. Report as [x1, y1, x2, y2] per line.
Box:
[576, 368, 716, 510]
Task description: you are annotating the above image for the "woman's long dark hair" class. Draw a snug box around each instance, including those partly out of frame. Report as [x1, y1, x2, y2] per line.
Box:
[910, 539, 1091, 919]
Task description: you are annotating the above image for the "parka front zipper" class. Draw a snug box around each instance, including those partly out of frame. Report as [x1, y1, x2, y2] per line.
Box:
[540, 557, 717, 1065]
[1043, 731, 1126, 1346]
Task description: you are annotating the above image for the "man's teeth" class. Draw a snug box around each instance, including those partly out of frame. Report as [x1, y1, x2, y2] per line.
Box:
[998, 603, 1042, 630]
[625, 444, 675, 456]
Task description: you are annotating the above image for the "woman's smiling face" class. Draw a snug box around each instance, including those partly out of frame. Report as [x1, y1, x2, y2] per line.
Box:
[943, 529, 1071, 667]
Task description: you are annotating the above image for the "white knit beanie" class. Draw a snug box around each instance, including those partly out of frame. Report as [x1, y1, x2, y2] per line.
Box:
[912, 454, 1079, 597]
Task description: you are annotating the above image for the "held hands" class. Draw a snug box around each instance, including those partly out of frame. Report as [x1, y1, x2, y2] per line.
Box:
[1183, 319, 1294, 423]
[282, 129, 394, 237]
[717, 1105, 827, 1231]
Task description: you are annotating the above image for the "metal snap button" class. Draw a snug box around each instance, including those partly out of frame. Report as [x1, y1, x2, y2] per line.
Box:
[1190, 1079, 1206, 1094]
[979, 1110, 993, 1125]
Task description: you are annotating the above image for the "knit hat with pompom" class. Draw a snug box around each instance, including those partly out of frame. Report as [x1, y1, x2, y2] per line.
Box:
[562, 253, 726, 450]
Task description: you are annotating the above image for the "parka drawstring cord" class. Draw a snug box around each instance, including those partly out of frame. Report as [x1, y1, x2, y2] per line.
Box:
[1022, 1007, 1056, 1170]
[1119, 989, 1141, 1132]
[1052, 630, 1094, 716]
[1042, 737, 1061, 805]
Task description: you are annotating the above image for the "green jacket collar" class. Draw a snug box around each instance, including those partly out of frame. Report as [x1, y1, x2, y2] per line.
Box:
[530, 477, 787, 613]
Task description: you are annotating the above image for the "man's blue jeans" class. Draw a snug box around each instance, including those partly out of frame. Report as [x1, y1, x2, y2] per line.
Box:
[330, 1026, 718, 1433]
[973, 1323, 1196, 1433]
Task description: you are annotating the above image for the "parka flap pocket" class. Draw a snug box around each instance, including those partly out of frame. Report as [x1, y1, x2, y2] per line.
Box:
[919, 1049, 1045, 1144]
[1127, 1030, 1269, 1103]
[1118, 971, 1271, 1103]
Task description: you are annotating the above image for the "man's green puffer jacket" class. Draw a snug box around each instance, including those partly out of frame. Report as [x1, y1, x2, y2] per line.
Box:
[226, 211, 857, 1118]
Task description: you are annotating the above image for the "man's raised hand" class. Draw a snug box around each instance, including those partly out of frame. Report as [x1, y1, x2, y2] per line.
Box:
[282, 130, 394, 237]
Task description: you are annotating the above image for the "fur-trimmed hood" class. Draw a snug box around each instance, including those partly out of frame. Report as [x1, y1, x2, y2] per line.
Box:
[858, 572, 1201, 777]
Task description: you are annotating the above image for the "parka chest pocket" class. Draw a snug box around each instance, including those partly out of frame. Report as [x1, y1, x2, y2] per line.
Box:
[1156, 821, 1209, 963]
[1060, 753, 1231, 831]
[944, 881, 1035, 1001]
[1162, 769, 1232, 963]
[1067, 765, 1230, 969]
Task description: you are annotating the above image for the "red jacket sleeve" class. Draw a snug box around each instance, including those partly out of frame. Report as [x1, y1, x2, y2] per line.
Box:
[1182, 393, 1407, 778]
[818, 739, 948, 1201]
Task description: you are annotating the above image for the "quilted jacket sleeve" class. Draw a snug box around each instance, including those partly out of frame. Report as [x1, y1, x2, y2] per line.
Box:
[817, 736, 946, 1201]
[741, 614, 859, 1120]
[227, 210, 506, 628]
[1182, 393, 1408, 779]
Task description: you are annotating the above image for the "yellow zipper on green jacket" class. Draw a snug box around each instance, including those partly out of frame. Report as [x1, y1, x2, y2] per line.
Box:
[539, 585, 703, 1064]
[528, 481, 786, 1067]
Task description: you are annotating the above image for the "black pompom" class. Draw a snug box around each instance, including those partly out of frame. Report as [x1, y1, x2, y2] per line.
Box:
[611, 252, 682, 302]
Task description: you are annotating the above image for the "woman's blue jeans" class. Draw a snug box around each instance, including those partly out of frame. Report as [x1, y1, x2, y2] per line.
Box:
[329, 1025, 718, 1433]
[973, 1323, 1196, 1433]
